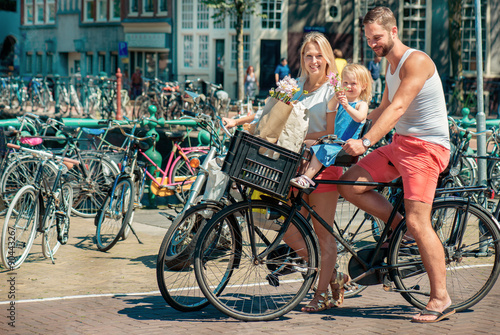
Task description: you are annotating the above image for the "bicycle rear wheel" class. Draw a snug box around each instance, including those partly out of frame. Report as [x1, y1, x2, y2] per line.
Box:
[193, 200, 319, 321]
[42, 183, 73, 259]
[95, 177, 134, 251]
[157, 202, 225, 312]
[389, 198, 500, 311]
[171, 150, 206, 204]
[69, 154, 119, 218]
[0, 156, 58, 207]
[1, 185, 39, 270]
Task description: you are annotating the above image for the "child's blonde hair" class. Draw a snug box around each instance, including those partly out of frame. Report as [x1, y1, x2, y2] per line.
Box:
[341, 64, 373, 103]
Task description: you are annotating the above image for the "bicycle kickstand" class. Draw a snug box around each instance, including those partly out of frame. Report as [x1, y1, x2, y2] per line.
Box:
[127, 221, 144, 244]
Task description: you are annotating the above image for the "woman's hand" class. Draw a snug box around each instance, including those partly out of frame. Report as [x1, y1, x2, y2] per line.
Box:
[222, 117, 238, 129]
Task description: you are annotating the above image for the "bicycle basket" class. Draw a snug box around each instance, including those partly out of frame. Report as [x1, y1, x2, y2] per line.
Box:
[222, 130, 301, 199]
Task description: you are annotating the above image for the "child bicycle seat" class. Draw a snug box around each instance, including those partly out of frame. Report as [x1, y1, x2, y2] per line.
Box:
[334, 120, 372, 167]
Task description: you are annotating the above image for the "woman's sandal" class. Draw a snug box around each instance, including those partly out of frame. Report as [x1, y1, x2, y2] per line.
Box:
[301, 291, 331, 313]
[290, 175, 316, 189]
[330, 271, 350, 308]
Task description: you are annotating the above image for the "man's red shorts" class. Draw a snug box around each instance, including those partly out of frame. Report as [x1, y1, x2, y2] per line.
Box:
[357, 134, 450, 204]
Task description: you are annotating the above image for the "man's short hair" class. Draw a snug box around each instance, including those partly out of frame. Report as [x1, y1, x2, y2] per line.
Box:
[280, 57, 286, 63]
[362, 6, 397, 32]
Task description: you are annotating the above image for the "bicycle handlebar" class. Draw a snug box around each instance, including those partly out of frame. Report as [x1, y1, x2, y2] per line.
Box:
[7, 143, 80, 165]
[448, 117, 494, 137]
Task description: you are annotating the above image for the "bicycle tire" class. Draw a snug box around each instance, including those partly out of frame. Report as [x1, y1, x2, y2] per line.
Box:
[1, 185, 39, 270]
[122, 167, 144, 240]
[389, 198, 500, 312]
[0, 156, 58, 207]
[69, 154, 119, 218]
[193, 200, 319, 321]
[95, 177, 134, 251]
[488, 159, 500, 194]
[133, 96, 149, 119]
[157, 202, 225, 312]
[42, 183, 73, 258]
[171, 150, 206, 204]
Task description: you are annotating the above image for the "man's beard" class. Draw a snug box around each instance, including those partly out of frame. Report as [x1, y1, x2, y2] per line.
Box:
[374, 39, 395, 57]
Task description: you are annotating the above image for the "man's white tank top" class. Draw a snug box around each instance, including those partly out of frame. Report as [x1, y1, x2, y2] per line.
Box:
[386, 49, 450, 149]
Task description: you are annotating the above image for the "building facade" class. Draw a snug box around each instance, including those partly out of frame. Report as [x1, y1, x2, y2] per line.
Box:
[11, 0, 500, 112]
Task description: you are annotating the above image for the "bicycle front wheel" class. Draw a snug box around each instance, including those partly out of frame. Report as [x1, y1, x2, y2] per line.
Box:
[157, 202, 225, 312]
[193, 200, 319, 321]
[389, 198, 500, 311]
[95, 177, 134, 251]
[1, 185, 39, 270]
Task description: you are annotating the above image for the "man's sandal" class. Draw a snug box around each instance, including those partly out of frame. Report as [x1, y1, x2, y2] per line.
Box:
[330, 271, 350, 307]
[290, 175, 315, 189]
[301, 292, 331, 313]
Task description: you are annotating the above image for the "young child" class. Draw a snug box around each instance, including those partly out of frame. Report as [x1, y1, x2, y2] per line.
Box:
[291, 64, 372, 189]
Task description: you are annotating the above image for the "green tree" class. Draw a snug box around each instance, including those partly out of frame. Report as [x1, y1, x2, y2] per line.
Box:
[202, 0, 261, 101]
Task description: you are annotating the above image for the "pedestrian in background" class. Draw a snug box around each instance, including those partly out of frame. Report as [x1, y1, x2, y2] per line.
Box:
[274, 58, 290, 85]
[368, 55, 382, 105]
[131, 67, 143, 99]
[245, 65, 258, 103]
[333, 49, 347, 75]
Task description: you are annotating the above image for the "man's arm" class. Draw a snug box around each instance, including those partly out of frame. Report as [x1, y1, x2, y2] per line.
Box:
[343, 52, 434, 155]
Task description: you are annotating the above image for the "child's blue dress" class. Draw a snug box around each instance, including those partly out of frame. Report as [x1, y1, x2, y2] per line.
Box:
[310, 101, 364, 167]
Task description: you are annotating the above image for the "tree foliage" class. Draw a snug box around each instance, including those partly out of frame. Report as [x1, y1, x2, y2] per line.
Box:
[202, 1, 261, 101]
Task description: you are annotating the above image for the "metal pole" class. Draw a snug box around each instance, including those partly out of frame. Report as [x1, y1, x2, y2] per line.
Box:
[474, 0, 486, 186]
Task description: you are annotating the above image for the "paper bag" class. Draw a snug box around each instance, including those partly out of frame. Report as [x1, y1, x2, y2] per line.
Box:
[277, 101, 309, 153]
[253, 97, 293, 144]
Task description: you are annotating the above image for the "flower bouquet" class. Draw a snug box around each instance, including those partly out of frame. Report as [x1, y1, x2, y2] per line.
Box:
[251, 76, 300, 145]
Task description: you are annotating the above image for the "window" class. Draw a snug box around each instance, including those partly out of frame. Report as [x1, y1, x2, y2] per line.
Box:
[214, 16, 226, 29]
[461, 0, 487, 72]
[26, 54, 33, 73]
[87, 54, 94, 75]
[110, 0, 120, 21]
[111, 54, 118, 74]
[35, 0, 44, 24]
[230, 11, 250, 29]
[36, 53, 43, 74]
[197, 3, 209, 29]
[96, 0, 107, 21]
[46, 0, 55, 23]
[25, 1, 34, 24]
[46, 53, 53, 74]
[98, 53, 106, 72]
[231, 35, 249, 69]
[159, 0, 168, 14]
[83, 0, 94, 22]
[402, 0, 427, 51]
[24, 0, 56, 25]
[182, 0, 194, 29]
[143, 0, 154, 14]
[199, 35, 209, 68]
[261, 0, 282, 29]
[183, 35, 193, 68]
[129, 0, 138, 14]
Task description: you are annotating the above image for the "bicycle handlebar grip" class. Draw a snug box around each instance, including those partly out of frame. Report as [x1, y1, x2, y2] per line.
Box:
[7, 143, 20, 150]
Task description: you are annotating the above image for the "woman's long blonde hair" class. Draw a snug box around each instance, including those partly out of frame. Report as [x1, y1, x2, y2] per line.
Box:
[298, 32, 337, 80]
[341, 63, 373, 103]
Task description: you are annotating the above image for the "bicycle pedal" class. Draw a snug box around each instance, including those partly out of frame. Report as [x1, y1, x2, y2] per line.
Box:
[266, 273, 280, 287]
[159, 211, 176, 221]
[382, 276, 393, 291]
[134, 202, 143, 209]
[55, 210, 66, 216]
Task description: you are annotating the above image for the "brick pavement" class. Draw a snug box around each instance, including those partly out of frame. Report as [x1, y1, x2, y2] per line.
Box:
[1, 210, 500, 334]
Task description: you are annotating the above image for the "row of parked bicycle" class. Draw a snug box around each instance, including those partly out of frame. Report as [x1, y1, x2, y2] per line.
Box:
[1, 110, 500, 322]
[0, 75, 232, 122]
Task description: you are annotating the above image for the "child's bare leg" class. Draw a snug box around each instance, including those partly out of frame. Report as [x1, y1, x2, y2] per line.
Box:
[303, 154, 323, 180]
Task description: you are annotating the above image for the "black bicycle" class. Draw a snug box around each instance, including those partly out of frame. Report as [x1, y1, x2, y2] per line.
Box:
[190, 131, 500, 321]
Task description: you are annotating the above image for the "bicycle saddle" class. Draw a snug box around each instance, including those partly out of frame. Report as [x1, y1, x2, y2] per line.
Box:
[164, 131, 185, 142]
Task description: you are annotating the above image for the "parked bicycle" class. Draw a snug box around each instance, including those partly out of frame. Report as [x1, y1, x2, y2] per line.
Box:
[0, 143, 78, 269]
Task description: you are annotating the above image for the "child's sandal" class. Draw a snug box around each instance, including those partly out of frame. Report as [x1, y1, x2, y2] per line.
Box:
[290, 175, 315, 189]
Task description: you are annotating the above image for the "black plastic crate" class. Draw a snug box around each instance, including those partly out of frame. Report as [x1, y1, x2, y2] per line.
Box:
[222, 130, 302, 199]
